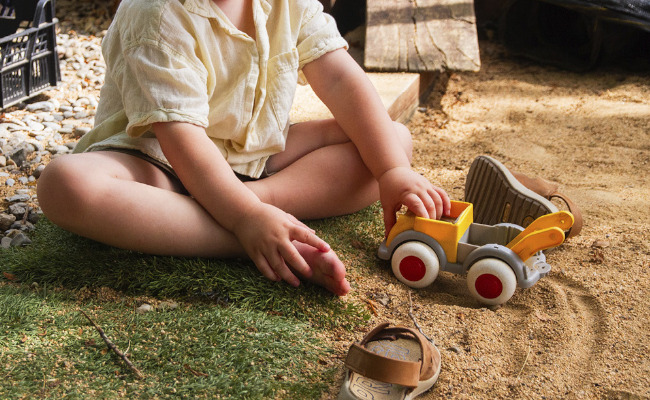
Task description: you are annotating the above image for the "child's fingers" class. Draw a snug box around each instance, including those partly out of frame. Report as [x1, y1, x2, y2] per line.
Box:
[425, 187, 447, 219]
[279, 242, 313, 279]
[435, 186, 452, 216]
[266, 249, 301, 287]
[252, 254, 282, 282]
[403, 192, 429, 219]
[291, 225, 330, 253]
[287, 214, 316, 234]
[382, 204, 397, 237]
[419, 190, 440, 220]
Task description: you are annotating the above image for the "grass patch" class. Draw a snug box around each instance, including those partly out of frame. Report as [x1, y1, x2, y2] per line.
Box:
[0, 284, 334, 399]
[1, 212, 383, 328]
[0, 204, 386, 398]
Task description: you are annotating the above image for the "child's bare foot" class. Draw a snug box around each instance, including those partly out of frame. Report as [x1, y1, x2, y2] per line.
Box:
[292, 241, 351, 296]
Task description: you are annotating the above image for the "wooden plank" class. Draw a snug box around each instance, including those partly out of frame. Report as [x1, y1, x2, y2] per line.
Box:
[364, 0, 481, 72]
[290, 72, 422, 124]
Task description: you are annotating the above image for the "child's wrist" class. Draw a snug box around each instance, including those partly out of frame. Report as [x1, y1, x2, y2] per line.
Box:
[377, 165, 411, 183]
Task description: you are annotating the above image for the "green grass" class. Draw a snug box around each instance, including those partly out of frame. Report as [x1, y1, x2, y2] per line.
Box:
[0, 204, 385, 399]
[0, 284, 334, 399]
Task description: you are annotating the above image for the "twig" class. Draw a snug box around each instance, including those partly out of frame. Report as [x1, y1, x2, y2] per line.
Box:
[184, 364, 209, 377]
[124, 340, 131, 357]
[364, 299, 379, 316]
[407, 291, 435, 345]
[79, 309, 144, 379]
[21, 205, 30, 224]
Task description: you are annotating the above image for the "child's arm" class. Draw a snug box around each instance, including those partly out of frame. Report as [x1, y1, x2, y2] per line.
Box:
[301, 49, 451, 233]
[152, 122, 329, 286]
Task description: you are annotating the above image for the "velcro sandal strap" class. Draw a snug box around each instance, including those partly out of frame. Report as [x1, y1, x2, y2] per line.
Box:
[344, 343, 421, 387]
[549, 192, 583, 238]
[512, 172, 560, 198]
[378, 327, 437, 381]
[352, 323, 439, 383]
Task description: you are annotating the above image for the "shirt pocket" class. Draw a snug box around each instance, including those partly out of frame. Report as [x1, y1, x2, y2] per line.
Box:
[267, 48, 299, 132]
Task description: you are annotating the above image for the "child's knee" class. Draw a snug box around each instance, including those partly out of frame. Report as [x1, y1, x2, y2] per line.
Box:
[393, 122, 413, 161]
[37, 155, 92, 219]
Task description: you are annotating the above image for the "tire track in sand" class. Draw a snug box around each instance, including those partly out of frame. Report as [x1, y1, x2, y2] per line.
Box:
[506, 275, 609, 395]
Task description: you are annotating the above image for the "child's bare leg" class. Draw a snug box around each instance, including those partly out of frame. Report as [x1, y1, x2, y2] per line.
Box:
[258, 118, 412, 219]
[37, 151, 352, 294]
[37, 119, 411, 295]
[37, 151, 245, 257]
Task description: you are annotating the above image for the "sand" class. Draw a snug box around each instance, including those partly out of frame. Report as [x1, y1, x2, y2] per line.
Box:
[330, 41, 649, 400]
[2, 20, 647, 396]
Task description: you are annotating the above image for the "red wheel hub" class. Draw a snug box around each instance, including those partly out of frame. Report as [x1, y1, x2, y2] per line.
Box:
[399, 256, 426, 282]
[475, 274, 503, 299]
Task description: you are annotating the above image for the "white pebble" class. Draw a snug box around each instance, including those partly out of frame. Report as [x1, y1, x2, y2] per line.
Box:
[136, 304, 154, 314]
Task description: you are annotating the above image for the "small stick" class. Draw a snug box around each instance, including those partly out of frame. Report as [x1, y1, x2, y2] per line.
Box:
[80, 309, 144, 379]
[22, 205, 30, 224]
[408, 291, 435, 344]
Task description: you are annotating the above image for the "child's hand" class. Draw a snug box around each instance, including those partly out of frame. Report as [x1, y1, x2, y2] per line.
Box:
[378, 166, 451, 236]
[232, 203, 330, 287]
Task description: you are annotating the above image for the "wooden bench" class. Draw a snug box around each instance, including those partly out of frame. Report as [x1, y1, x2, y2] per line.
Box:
[364, 0, 481, 72]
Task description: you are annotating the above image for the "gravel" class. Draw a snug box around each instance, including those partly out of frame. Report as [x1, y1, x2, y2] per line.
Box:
[0, 0, 113, 246]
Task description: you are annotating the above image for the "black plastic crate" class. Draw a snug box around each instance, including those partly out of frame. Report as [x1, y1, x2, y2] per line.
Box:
[0, 0, 60, 109]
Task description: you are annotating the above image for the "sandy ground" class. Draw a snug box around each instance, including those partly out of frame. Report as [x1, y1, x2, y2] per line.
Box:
[329, 41, 649, 399]
[2, 6, 647, 395]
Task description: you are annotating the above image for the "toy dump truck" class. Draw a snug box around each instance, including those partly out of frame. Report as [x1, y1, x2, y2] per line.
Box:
[378, 201, 574, 305]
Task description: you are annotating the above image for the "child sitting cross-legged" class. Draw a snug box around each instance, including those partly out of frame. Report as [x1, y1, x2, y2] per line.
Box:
[37, 0, 451, 296]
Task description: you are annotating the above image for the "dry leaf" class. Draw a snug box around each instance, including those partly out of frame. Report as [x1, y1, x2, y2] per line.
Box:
[2, 272, 18, 281]
[590, 249, 605, 264]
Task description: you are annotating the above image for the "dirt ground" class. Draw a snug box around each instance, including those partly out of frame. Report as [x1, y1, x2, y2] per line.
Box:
[329, 41, 649, 399]
[2, 12, 648, 395]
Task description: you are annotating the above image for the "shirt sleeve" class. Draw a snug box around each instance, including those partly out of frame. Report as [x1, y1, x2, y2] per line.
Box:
[295, 0, 348, 70]
[110, 2, 210, 137]
[120, 42, 210, 137]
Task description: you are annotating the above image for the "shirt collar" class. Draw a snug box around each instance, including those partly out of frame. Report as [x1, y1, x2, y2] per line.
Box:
[258, 0, 272, 16]
[183, 0, 219, 19]
[183, 0, 271, 20]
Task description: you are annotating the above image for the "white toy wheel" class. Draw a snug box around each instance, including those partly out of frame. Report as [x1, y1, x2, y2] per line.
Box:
[467, 258, 517, 305]
[391, 241, 439, 288]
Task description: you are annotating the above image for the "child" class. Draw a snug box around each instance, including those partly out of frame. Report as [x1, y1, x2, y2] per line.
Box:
[37, 0, 450, 296]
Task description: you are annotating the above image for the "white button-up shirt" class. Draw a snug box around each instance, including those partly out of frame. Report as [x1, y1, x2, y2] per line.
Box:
[75, 0, 347, 178]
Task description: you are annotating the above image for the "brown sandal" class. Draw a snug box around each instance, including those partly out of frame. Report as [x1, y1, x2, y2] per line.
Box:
[465, 155, 582, 238]
[511, 172, 583, 238]
[338, 322, 441, 400]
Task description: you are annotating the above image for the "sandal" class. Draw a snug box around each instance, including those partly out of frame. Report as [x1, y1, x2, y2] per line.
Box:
[510, 171, 583, 238]
[338, 322, 441, 400]
[465, 155, 582, 238]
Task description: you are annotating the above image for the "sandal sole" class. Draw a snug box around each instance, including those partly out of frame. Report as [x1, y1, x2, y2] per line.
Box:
[465, 155, 558, 228]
